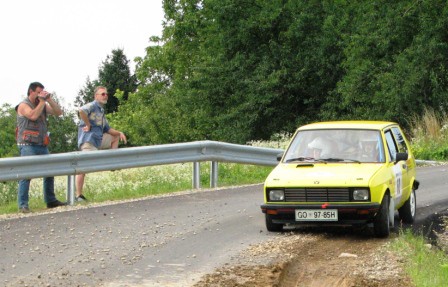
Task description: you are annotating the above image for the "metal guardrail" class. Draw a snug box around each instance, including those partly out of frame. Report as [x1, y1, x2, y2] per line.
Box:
[0, 141, 283, 205]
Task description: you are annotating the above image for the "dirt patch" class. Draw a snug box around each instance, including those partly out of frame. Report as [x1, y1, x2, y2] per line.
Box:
[194, 211, 448, 287]
[193, 228, 413, 287]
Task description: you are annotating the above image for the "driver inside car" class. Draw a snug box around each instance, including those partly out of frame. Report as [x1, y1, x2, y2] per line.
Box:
[307, 136, 337, 159]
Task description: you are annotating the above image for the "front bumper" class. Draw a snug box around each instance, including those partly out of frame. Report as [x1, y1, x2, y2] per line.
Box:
[261, 203, 381, 226]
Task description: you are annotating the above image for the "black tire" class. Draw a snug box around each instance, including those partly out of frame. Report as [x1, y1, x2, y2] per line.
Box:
[399, 189, 416, 224]
[374, 194, 390, 238]
[265, 214, 283, 232]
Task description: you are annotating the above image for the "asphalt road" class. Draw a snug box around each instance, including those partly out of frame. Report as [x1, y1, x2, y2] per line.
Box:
[0, 165, 447, 287]
[413, 165, 448, 221]
[0, 185, 274, 287]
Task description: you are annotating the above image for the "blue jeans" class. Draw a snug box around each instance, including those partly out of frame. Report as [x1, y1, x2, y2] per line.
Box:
[18, 145, 57, 208]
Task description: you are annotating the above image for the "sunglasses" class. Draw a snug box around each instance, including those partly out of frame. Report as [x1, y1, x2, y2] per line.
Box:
[97, 92, 108, 96]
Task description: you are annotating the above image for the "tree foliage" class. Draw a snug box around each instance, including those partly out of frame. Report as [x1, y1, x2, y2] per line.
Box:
[76, 49, 138, 114]
[74, 76, 99, 109]
[98, 49, 138, 113]
[47, 95, 78, 153]
[118, 0, 350, 144]
[326, 0, 448, 122]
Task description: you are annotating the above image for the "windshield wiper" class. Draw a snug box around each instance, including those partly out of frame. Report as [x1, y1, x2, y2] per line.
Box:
[285, 157, 316, 163]
[319, 158, 344, 162]
[320, 158, 361, 163]
[285, 157, 361, 163]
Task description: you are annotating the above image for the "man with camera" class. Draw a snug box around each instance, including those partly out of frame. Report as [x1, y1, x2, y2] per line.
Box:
[15, 82, 66, 213]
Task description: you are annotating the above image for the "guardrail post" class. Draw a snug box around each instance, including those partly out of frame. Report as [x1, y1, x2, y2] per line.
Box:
[192, 162, 200, 189]
[67, 175, 76, 205]
[210, 161, 218, 188]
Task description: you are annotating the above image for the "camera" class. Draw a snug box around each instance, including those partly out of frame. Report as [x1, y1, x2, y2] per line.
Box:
[38, 94, 51, 101]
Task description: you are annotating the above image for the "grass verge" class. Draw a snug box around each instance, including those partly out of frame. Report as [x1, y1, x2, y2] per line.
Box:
[391, 228, 448, 286]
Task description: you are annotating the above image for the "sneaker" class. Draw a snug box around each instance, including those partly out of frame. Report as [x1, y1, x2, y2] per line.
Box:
[76, 194, 88, 202]
[19, 207, 31, 213]
[47, 200, 67, 208]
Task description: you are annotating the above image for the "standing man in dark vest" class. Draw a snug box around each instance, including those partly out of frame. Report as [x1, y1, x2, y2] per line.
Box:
[15, 82, 67, 213]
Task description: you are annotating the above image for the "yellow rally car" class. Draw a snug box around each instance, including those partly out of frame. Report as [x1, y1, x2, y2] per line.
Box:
[260, 121, 419, 237]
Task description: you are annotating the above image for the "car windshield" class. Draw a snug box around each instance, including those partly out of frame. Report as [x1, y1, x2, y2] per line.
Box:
[283, 129, 385, 163]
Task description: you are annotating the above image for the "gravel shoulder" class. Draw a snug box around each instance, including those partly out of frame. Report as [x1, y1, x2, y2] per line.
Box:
[193, 228, 414, 287]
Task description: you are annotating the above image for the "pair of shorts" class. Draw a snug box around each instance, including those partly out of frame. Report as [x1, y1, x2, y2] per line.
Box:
[80, 133, 113, 151]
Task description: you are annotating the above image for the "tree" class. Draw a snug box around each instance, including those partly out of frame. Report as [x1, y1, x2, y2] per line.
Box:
[75, 49, 137, 114]
[74, 76, 99, 108]
[98, 49, 138, 113]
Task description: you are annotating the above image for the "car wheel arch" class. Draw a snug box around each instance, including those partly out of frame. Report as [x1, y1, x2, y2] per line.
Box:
[373, 191, 392, 237]
[412, 178, 420, 190]
[375, 185, 392, 205]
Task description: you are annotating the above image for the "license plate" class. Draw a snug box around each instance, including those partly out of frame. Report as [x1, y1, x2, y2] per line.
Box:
[295, 209, 338, 221]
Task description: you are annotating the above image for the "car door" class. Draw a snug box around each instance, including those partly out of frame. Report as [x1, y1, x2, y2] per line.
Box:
[384, 128, 409, 207]
[391, 127, 412, 199]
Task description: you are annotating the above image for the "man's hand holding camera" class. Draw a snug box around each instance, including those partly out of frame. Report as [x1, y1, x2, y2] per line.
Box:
[38, 91, 51, 102]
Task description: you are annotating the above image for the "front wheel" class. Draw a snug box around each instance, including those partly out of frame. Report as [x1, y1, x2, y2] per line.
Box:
[265, 214, 283, 232]
[373, 194, 390, 238]
[398, 189, 416, 224]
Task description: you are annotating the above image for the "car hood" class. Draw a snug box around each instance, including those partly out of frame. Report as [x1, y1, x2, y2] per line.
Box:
[265, 163, 383, 187]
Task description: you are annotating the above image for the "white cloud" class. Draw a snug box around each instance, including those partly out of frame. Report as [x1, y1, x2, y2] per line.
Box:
[0, 0, 163, 109]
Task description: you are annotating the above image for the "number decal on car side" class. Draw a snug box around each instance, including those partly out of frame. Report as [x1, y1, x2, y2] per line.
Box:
[393, 165, 403, 202]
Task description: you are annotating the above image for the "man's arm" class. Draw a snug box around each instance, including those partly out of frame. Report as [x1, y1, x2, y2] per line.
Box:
[45, 96, 63, 116]
[78, 109, 91, 132]
[17, 99, 47, 121]
[107, 128, 127, 144]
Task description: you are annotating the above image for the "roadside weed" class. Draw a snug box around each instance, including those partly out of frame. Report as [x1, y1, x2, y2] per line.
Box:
[392, 229, 448, 286]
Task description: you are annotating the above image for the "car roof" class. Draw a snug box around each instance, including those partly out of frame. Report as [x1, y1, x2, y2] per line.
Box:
[297, 121, 398, 131]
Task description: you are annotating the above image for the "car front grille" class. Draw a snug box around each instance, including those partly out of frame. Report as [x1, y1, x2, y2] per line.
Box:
[284, 188, 350, 202]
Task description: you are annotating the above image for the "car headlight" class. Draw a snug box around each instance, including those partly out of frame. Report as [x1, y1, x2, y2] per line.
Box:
[353, 189, 369, 201]
[269, 189, 285, 201]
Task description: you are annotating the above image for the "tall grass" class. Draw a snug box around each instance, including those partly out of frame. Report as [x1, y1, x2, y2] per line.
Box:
[409, 107, 448, 160]
[391, 229, 448, 286]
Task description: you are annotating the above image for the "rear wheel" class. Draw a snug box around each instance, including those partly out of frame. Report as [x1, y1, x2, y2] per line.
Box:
[265, 214, 283, 232]
[374, 194, 390, 238]
[398, 189, 416, 224]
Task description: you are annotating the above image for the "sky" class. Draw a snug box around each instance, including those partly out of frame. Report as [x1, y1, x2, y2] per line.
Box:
[0, 0, 164, 109]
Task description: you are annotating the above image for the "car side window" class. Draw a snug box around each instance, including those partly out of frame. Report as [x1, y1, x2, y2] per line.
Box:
[384, 130, 398, 161]
[391, 127, 408, 153]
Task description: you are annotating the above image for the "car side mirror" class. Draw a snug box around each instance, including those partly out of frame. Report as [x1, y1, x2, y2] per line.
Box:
[395, 152, 408, 163]
[276, 153, 284, 161]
